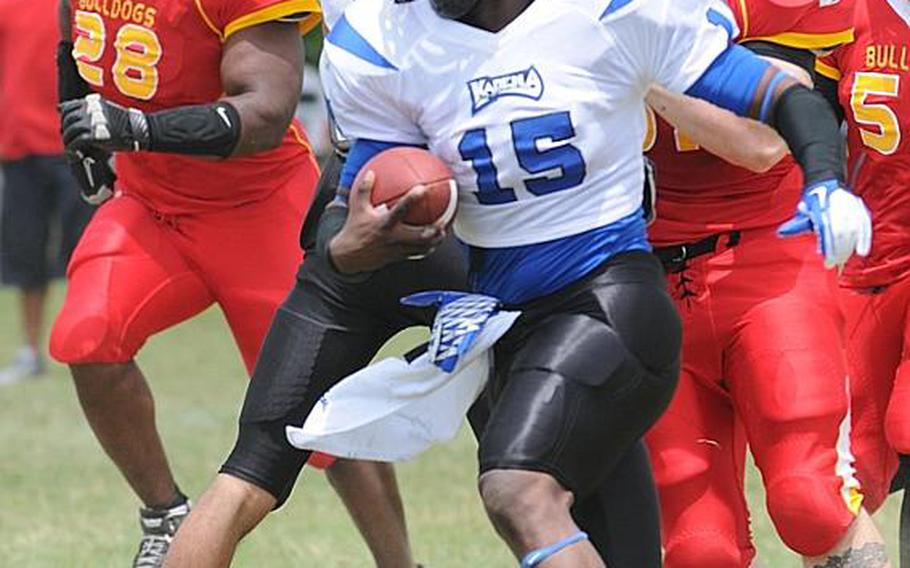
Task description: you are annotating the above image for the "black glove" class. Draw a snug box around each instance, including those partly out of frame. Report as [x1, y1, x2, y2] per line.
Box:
[60, 93, 150, 153]
[66, 148, 117, 205]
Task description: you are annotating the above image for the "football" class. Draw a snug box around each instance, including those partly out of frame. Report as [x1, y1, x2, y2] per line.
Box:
[355, 147, 458, 226]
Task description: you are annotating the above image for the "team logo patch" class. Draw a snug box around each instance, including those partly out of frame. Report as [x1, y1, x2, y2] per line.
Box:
[467, 66, 544, 114]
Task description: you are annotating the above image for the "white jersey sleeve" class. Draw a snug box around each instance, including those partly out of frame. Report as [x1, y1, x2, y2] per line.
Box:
[319, 0, 351, 31]
[602, 0, 738, 94]
[320, 3, 428, 146]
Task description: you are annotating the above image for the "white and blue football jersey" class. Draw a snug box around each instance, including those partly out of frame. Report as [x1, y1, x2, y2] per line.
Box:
[322, 0, 738, 250]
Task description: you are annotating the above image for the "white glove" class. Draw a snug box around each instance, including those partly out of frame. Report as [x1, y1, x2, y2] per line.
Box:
[778, 179, 872, 268]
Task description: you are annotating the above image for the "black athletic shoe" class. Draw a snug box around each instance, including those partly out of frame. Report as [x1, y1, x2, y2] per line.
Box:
[133, 500, 191, 568]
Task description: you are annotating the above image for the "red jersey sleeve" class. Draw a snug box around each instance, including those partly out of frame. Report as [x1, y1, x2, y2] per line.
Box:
[196, 0, 322, 39]
[728, 0, 855, 49]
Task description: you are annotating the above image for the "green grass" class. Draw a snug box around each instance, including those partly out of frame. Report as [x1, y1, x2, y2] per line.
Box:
[0, 285, 901, 566]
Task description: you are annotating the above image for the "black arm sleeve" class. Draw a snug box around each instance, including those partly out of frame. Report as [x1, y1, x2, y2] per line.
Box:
[771, 84, 846, 185]
[57, 41, 91, 103]
[741, 41, 816, 78]
[300, 152, 345, 251]
[816, 74, 846, 124]
[145, 101, 242, 157]
[315, 205, 347, 260]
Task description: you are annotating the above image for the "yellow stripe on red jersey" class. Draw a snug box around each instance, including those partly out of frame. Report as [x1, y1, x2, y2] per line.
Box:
[815, 57, 843, 80]
[196, 0, 322, 39]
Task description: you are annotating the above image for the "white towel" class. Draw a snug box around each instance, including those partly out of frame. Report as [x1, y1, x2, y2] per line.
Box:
[286, 310, 521, 462]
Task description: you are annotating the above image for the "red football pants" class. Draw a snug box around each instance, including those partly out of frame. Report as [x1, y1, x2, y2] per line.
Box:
[645, 229, 861, 566]
[840, 276, 910, 513]
[50, 166, 315, 374]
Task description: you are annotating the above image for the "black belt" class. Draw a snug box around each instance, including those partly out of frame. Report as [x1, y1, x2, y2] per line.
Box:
[654, 231, 741, 273]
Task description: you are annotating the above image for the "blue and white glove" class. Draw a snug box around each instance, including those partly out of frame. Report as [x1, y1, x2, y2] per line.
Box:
[401, 291, 501, 373]
[778, 179, 872, 269]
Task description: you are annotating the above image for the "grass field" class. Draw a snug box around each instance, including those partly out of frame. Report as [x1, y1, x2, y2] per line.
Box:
[0, 285, 902, 566]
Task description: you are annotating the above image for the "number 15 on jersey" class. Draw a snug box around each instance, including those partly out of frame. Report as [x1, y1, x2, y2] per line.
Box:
[458, 111, 587, 205]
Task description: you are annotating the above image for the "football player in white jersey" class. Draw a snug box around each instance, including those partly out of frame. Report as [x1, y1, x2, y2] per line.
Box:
[168, 0, 871, 565]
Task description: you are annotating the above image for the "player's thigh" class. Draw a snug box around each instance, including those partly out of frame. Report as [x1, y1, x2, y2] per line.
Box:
[840, 284, 903, 511]
[1, 158, 53, 288]
[479, 252, 681, 497]
[728, 272, 857, 554]
[49, 196, 214, 364]
[646, 371, 754, 568]
[886, 278, 910, 455]
[194, 173, 313, 373]
[223, 268, 394, 505]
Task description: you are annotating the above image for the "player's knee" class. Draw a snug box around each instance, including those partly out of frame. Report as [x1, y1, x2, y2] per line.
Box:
[479, 471, 571, 537]
[765, 473, 855, 557]
[49, 308, 126, 364]
[664, 533, 746, 568]
[885, 381, 910, 455]
[220, 418, 307, 510]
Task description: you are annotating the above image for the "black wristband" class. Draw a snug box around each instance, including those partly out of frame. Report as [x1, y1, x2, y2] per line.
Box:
[57, 41, 91, 103]
[146, 101, 241, 157]
[772, 84, 846, 185]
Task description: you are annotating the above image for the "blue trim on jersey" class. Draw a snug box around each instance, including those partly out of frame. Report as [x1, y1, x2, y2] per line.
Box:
[600, 0, 634, 18]
[759, 71, 787, 123]
[706, 7, 735, 39]
[469, 209, 651, 305]
[338, 139, 427, 203]
[327, 15, 398, 70]
[685, 44, 771, 118]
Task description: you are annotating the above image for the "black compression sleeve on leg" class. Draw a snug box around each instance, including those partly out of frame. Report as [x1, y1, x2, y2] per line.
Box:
[771, 85, 846, 185]
[57, 41, 92, 103]
[571, 441, 662, 567]
[145, 102, 241, 157]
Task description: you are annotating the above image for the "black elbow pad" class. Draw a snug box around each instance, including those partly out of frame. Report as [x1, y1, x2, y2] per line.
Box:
[146, 102, 242, 157]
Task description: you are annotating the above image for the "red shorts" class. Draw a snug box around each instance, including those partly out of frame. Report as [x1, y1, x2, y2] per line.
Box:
[840, 276, 910, 513]
[645, 229, 861, 565]
[50, 165, 317, 374]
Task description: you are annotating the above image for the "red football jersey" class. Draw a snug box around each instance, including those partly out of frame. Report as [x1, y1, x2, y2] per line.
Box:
[818, 0, 910, 288]
[68, 0, 321, 213]
[732, 0, 855, 49]
[0, 0, 64, 160]
[646, 0, 855, 245]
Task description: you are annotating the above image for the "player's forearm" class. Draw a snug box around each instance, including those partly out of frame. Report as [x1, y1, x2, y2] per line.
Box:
[219, 91, 298, 156]
[771, 84, 845, 184]
[687, 45, 845, 185]
[646, 86, 786, 173]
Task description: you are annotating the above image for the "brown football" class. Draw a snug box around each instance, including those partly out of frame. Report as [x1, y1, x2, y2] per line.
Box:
[355, 147, 458, 226]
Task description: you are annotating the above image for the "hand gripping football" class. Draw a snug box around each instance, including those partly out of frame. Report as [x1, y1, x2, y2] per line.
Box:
[355, 147, 458, 225]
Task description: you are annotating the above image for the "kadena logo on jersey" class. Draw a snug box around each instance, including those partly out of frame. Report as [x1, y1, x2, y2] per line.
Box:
[468, 66, 544, 114]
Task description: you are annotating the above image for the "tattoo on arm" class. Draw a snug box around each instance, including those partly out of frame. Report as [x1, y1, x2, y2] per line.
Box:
[810, 543, 888, 568]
